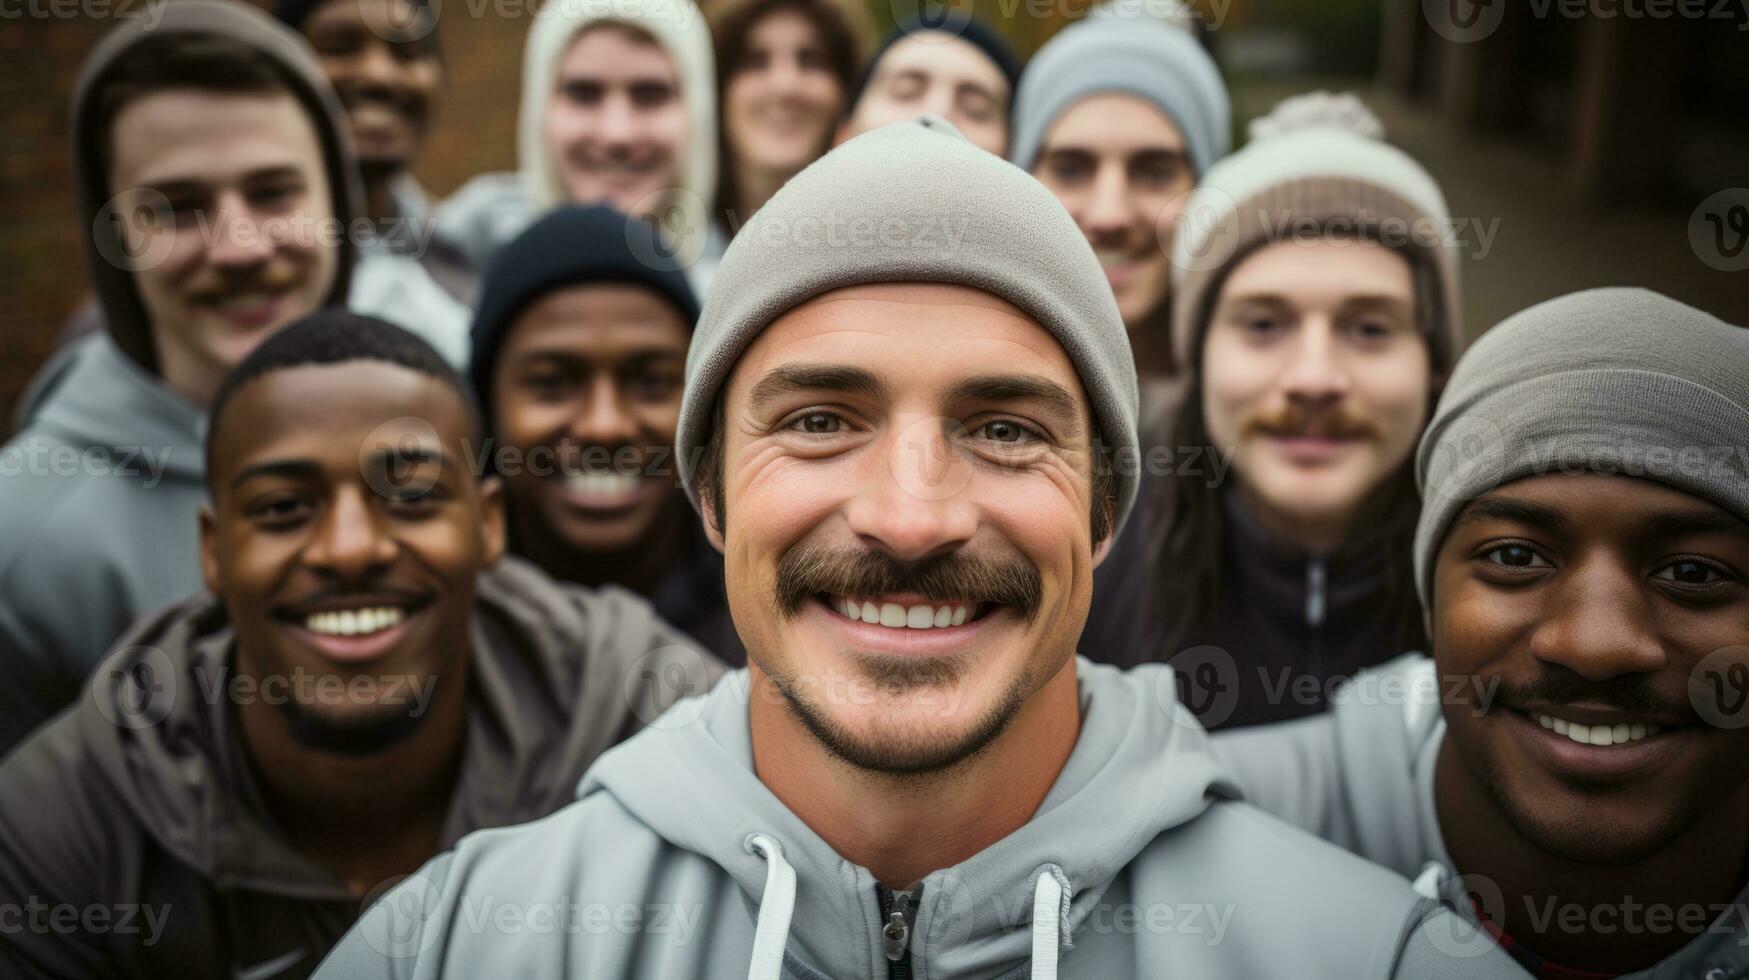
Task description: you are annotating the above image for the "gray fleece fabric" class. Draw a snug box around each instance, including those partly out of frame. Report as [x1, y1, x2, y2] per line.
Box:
[675, 116, 1142, 536]
[315, 659, 1527, 978]
[1215, 655, 1749, 980]
[1415, 287, 1749, 605]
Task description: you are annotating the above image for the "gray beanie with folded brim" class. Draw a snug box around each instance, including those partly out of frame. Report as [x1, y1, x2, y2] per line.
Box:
[1011, 11, 1230, 176]
[1414, 287, 1749, 608]
[676, 115, 1140, 536]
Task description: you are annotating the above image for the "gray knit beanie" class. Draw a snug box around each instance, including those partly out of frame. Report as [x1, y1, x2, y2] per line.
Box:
[676, 116, 1141, 535]
[1011, 11, 1230, 176]
[1169, 92, 1465, 377]
[1415, 287, 1749, 607]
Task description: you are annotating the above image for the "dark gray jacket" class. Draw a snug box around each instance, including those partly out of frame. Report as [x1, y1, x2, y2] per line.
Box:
[0, 557, 722, 980]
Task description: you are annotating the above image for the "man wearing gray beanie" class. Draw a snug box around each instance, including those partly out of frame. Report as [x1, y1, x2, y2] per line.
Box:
[1015, 6, 1231, 402]
[1084, 92, 1464, 732]
[317, 117, 1519, 980]
[1213, 287, 1749, 977]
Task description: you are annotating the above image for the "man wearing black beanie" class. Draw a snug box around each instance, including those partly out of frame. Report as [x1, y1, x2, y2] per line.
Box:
[470, 205, 743, 664]
[834, 14, 1020, 156]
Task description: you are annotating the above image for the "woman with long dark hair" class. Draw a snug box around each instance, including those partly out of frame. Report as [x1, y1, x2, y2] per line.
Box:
[707, 0, 868, 237]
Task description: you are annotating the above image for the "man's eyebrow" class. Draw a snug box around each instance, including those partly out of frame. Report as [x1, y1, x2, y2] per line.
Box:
[1455, 497, 1572, 535]
[228, 458, 320, 490]
[361, 445, 448, 472]
[949, 374, 1083, 434]
[1644, 511, 1749, 540]
[748, 364, 886, 411]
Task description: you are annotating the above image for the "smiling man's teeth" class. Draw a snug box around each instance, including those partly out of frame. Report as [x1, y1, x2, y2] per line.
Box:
[1535, 713, 1661, 746]
[304, 606, 405, 637]
[565, 471, 641, 496]
[833, 596, 971, 629]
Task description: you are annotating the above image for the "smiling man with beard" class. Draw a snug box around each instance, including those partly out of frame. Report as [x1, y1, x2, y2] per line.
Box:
[1084, 93, 1465, 730]
[0, 312, 719, 980]
[315, 117, 1521, 980]
[1211, 288, 1749, 976]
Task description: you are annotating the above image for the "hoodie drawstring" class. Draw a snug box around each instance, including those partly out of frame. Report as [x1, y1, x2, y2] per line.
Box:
[1030, 865, 1072, 980]
[746, 834, 797, 980]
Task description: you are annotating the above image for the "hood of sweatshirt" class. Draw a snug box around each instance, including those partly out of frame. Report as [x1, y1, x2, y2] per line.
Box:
[27, 331, 206, 485]
[74, 556, 700, 898]
[71, 0, 358, 373]
[575, 657, 1238, 978]
[516, 0, 716, 261]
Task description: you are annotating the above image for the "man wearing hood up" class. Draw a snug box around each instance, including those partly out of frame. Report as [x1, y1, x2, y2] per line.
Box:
[0, 0, 463, 754]
[0, 312, 720, 980]
[317, 118, 1523, 980]
[433, 0, 721, 297]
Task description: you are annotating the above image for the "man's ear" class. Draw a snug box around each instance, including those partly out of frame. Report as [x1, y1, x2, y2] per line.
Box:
[700, 492, 725, 554]
[1091, 529, 1116, 570]
[198, 504, 222, 596]
[479, 476, 507, 566]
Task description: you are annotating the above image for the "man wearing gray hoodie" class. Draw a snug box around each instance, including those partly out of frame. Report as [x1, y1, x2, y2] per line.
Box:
[1212, 288, 1749, 976]
[316, 118, 1522, 979]
[0, 312, 719, 980]
[0, 0, 467, 754]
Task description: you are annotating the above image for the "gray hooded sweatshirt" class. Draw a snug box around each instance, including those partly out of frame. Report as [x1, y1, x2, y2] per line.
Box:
[314, 659, 1526, 978]
[0, 0, 473, 753]
[1213, 654, 1749, 979]
[0, 556, 721, 980]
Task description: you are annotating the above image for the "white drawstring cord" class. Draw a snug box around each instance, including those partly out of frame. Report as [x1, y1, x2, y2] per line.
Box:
[1030, 866, 1070, 980]
[746, 834, 797, 980]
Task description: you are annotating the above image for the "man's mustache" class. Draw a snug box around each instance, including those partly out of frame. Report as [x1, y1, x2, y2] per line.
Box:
[1243, 401, 1380, 441]
[1491, 670, 1692, 721]
[774, 542, 1043, 623]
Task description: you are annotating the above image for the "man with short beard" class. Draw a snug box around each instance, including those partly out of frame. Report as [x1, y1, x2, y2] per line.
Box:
[0, 312, 719, 980]
[1085, 93, 1464, 731]
[316, 118, 1520, 979]
[275, 0, 477, 302]
[1212, 288, 1749, 976]
[0, 1, 459, 754]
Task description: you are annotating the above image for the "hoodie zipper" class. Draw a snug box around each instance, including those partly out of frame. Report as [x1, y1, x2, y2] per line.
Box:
[876, 883, 915, 978]
[1305, 556, 1327, 628]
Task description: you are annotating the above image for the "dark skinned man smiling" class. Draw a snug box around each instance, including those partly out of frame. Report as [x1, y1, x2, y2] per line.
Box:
[0, 313, 721, 980]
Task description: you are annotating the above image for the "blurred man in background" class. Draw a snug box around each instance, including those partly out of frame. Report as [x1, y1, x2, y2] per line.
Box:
[1089, 94, 1463, 731]
[276, 0, 477, 301]
[435, 0, 722, 295]
[834, 14, 1018, 157]
[469, 205, 742, 662]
